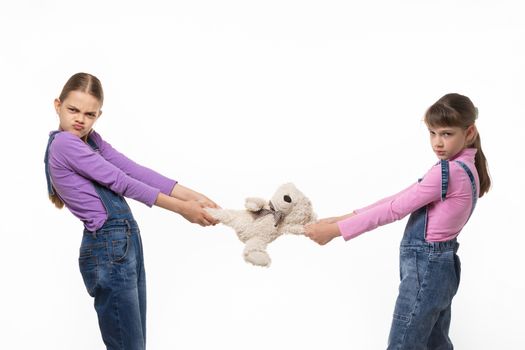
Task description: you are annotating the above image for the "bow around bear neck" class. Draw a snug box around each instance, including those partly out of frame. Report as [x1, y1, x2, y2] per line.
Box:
[255, 201, 284, 227]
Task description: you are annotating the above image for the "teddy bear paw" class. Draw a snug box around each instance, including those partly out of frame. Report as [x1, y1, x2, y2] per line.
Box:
[245, 250, 271, 267]
[245, 200, 263, 212]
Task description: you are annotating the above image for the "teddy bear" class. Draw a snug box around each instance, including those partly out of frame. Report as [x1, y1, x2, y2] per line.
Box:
[205, 183, 316, 267]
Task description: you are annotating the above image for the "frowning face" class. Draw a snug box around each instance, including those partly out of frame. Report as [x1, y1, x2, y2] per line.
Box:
[428, 125, 475, 160]
[54, 90, 102, 138]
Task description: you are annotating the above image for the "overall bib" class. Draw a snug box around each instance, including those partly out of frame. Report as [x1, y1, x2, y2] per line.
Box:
[45, 132, 147, 350]
[387, 160, 477, 350]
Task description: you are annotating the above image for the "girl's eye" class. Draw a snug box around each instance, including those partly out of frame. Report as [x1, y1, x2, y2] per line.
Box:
[68, 108, 76, 112]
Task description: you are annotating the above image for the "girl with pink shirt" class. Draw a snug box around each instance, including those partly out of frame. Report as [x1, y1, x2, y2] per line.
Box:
[305, 93, 490, 349]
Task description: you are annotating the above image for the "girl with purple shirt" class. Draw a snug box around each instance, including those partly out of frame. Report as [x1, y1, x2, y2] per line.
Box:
[44, 72, 220, 350]
[305, 93, 491, 349]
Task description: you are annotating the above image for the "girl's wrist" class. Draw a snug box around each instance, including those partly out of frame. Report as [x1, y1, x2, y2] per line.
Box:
[177, 200, 191, 216]
[170, 184, 194, 201]
[331, 223, 342, 237]
[155, 192, 186, 214]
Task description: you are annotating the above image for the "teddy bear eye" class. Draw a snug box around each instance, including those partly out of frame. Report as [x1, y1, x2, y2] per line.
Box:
[283, 195, 292, 203]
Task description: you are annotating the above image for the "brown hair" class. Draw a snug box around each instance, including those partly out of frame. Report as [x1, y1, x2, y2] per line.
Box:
[49, 72, 104, 209]
[59, 72, 104, 105]
[424, 93, 491, 197]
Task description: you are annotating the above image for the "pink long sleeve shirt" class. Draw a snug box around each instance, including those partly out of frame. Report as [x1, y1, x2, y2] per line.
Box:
[48, 130, 177, 231]
[337, 148, 479, 242]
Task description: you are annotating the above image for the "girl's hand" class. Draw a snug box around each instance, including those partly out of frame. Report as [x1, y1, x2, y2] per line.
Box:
[180, 200, 219, 226]
[304, 222, 341, 245]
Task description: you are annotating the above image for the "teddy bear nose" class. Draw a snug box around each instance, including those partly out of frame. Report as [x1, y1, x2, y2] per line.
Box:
[283, 195, 292, 203]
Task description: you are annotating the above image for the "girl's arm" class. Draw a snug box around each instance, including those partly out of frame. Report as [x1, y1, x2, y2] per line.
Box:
[92, 131, 220, 216]
[54, 132, 163, 207]
[91, 131, 177, 196]
[352, 183, 417, 214]
[53, 132, 219, 226]
[313, 184, 416, 225]
[306, 163, 442, 244]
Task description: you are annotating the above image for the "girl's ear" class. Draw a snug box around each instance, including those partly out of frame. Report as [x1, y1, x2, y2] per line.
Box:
[98, 110, 103, 118]
[466, 124, 477, 146]
[54, 98, 61, 114]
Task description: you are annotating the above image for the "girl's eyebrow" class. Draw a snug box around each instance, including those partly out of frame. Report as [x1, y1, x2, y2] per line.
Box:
[67, 104, 97, 114]
[428, 127, 454, 133]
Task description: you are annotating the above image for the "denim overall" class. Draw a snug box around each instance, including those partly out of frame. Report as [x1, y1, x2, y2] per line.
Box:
[387, 160, 477, 350]
[45, 132, 147, 350]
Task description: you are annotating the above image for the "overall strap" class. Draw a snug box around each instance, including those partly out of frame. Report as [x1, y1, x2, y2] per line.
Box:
[85, 132, 133, 222]
[44, 131, 61, 196]
[86, 132, 99, 151]
[440, 160, 449, 201]
[454, 160, 478, 219]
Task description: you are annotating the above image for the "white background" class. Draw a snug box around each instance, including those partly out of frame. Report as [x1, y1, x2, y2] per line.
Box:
[1, 1, 524, 349]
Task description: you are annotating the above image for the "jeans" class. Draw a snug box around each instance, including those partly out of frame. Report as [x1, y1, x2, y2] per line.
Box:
[387, 243, 461, 349]
[79, 219, 146, 350]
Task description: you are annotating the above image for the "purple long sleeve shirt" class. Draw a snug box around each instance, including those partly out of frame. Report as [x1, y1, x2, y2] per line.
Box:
[48, 130, 177, 231]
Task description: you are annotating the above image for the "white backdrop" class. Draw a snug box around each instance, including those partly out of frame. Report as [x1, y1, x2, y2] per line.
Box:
[1, 1, 524, 349]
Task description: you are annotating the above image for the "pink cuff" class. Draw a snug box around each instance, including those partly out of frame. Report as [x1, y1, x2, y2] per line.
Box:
[337, 218, 357, 241]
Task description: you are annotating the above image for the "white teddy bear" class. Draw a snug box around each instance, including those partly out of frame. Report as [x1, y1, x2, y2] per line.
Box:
[206, 183, 316, 267]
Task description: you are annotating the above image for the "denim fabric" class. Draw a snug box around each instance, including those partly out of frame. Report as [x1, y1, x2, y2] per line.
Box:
[44, 131, 60, 196]
[45, 133, 147, 350]
[387, 160, 477, 349]
[80, 219, 146, 350]
[440, 160, 449, 201]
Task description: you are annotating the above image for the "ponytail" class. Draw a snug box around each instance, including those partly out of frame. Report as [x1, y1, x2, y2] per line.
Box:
[472, 133, 491, 197]
[49, 193, 64, 209]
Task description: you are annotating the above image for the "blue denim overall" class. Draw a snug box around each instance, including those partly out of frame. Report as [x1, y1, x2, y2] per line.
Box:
[387, 160, 477, 350]
[45, 132, 147, 350]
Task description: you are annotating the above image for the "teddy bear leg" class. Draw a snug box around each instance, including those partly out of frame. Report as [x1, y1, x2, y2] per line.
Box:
[243, 237, 271, 267]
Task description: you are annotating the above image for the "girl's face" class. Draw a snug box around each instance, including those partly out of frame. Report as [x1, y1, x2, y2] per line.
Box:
[54, 90, 102, 138]
[428, 125, 476, 160]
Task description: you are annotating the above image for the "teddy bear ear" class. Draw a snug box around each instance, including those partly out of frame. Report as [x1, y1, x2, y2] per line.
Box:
[281, 182, 296, 189]
[306, 199, 317, 220]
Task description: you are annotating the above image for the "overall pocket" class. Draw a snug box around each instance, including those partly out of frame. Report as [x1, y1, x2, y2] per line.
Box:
[454, 254, 462, 289]
[393, 249, 422, 323]
[78, 242, 106, 297]
[97, 228, 132, 263]
[111, 236, 131, 263]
